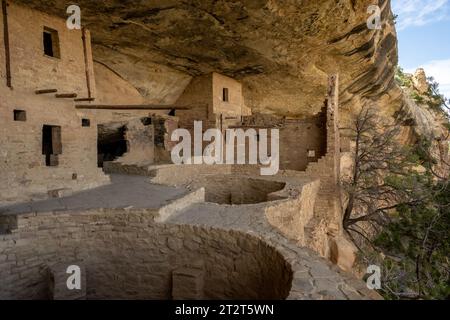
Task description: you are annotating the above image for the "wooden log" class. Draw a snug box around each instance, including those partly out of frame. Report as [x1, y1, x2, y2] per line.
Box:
[74, 97, 96, 102]
[81, 28, 92, 99]
[2, 0, 11, 88]
[228, 125, 275, 129]
[56, 93, 78, 99]
[75, 104, 191, 110]
[35, 89, 58, 95]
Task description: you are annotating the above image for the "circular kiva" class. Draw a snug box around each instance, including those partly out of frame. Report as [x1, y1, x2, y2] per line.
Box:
[0, 211, 292, 300]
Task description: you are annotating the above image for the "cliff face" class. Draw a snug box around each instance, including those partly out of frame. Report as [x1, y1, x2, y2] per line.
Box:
[396, 69, 450, 178]
[18, 0, 399, 118]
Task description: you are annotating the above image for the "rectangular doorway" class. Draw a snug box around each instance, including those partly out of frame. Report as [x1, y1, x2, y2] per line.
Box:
[42, 125, 62, 166]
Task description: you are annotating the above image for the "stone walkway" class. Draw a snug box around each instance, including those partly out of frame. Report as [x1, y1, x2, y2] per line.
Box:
[0, 174, 187, 215]
[166, 203, 382, 300]
[167, 202, 266, 229]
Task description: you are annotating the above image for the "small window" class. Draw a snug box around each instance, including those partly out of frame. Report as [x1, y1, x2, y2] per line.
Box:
[14, 110, 26, 121]
[223, 88, 229, 102]
[307, 150, 316, 158]
[43, 27, 60, 58]
[82, 119, 91, 127]
[42, 125, 62, 167]
[141, 117, 152, 126]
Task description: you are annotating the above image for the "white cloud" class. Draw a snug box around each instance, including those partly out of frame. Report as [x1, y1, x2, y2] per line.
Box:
[406, 59, 450, 99]
[392, 0, 450, 30]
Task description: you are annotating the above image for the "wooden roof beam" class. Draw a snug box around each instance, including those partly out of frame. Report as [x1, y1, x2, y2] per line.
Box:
[35, 89, 57, 94]
[75, 104, 191, 110]
[56, 93, 78, 99]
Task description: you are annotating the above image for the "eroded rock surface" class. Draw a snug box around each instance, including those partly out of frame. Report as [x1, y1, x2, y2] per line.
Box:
[18, 0, 399, 118]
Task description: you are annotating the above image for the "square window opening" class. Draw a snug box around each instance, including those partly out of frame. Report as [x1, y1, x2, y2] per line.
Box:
[14, 110, 26, 121]
[82, 119, 91, 127]
[43, 27, 60, 58]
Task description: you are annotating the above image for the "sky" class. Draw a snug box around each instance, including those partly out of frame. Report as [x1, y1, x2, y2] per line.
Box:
[392, 0, 450, 99]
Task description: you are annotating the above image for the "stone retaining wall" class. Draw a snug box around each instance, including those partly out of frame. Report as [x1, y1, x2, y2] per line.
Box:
[0, 209, 292, 300]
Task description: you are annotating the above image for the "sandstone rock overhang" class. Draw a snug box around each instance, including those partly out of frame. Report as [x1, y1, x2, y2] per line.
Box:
[17, 0, 400, 117]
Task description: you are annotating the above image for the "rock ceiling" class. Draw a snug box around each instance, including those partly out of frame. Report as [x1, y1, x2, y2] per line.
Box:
[18, 0, 401, 118]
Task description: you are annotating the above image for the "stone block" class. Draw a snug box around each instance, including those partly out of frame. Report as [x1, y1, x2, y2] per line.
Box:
[48, 188, 73, 199]
[172, 266, 205, 300]
[48, 155, 59, 167]
[329, 235, 357, 272]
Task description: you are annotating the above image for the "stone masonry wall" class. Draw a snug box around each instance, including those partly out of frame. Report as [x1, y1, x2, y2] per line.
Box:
[239, 111, 327, 171]
[265, 178, 320, 245]
[149, 164, 321, 247]
[176, 74, 213, 125]
[176, 73, 247, 131]
[0, 88, 109, 204]
[180, 175, 286, 205]
[212, 72, 245, 118]
[279, 117, 327, 171]
[0, 2, 90, 95]
[303, 75, 344, 259]
[0, 209, 292, 300]
[150, 164, 233, 186]
[0, 2, 110, 204]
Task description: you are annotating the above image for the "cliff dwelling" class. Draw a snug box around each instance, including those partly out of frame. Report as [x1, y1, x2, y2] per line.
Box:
[0, 1, 382, 301]
[1, 0, 448, 303]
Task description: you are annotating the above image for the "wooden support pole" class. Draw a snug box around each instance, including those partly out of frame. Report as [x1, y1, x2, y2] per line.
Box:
[81, 28, 92, 99]
[326, 74, 340, 185]
[2, 0, 11, 88]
